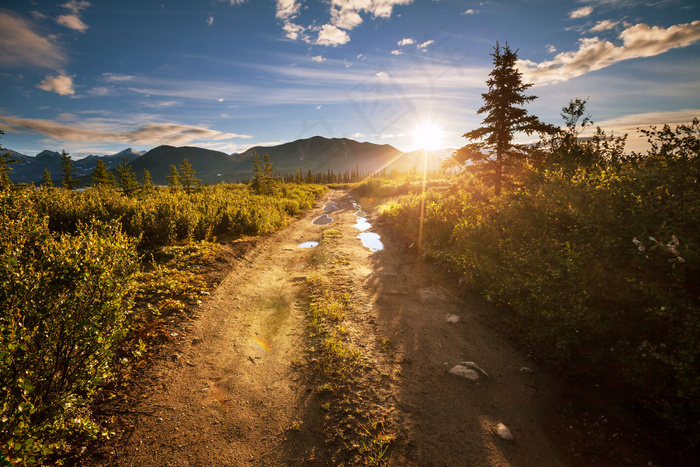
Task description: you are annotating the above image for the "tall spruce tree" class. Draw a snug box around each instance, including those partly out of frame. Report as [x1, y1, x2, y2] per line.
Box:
[0, 132, 16, 190]
[61, 150, 77, 190]
[91, 160, 114, 187]
[166, 165, 181, 190]
[42, 168, 53, 188]
[179, 158, 200, 194]
[116, 157, 139, 196]
[463, 43, 555, 194]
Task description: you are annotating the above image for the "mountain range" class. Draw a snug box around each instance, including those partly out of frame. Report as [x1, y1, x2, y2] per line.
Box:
[4, 137, 447, 185]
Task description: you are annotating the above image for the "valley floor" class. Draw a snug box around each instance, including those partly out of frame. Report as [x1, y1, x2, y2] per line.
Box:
[82, 190, 663, 466]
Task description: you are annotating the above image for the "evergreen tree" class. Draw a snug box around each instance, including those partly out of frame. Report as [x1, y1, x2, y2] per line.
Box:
[116, 157, 139, 196]
[179, 158, 200, 194]
[61, 150, 77, 190]
[166, 165, 181, 190]
[305, 169, 315, 184]
[462, 43, 555, 194]
[295, 168, 303, 184]
[91, 160, 114, 187]
[0, 131, 16, 190]
[142, 169, 154, 191]
[42, 168, 53, 188]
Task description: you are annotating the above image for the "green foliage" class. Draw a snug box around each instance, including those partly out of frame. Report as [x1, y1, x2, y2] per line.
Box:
[91, 160, 114, 188]
[461, 42, 556, 194]
[0, 179, 325, 464]
[41, 169, 53, 188]
[250, 153, 278, 195]
[60, 151, 76, 190]
[380, 120, 700, 440]
[0, 191, 139, 465]
[0, 132, 16, 190]
[166, 165, 181, 191]
[544, 98, 628, 172]
[179, 159, 200, 195]
[116, 157, 140, 197]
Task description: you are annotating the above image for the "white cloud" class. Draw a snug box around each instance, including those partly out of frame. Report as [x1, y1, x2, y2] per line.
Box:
[590, 19, 619, 32]
[279, 1, 413, 46]
[56, 14, 88, 32]
[397, 37, 414, 46]
[417, 40, 434, 49]
[391, 49, 402, 55]
[0, 12, 67, 69]
[316, 24, 350, 46]
[517, 21, 700, 85]
[315, 105, 322, 110]
[37, 73, 75, 95]
[463, 9, 475, 15]
[276, 0, 301, 20]
[312, 55, 326, 62]
[0, 115, 252, 146]
[376, 71, 389, 79]
[207, 17, 214, 26]
[218, 98, 224, 102]
[57, 0, 91, 32]
[570, 6, 594, 18]
[282, 22, 306, 41]
[330, 5, 364, 30]
[546, 44, 557, 53]
[352, 132, 365, 138]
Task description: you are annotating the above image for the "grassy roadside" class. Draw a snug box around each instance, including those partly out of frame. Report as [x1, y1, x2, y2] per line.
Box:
[299, 228, 396, 466]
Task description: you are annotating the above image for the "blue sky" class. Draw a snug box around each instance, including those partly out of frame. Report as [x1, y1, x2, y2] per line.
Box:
[1, 0, 699, 158]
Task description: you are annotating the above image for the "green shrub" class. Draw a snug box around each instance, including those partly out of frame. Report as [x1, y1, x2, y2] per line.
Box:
[0, 191, 139, 465]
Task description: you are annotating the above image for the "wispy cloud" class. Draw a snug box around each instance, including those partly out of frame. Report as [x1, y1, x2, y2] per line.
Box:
[37, 73, 75, 95]
[518, 21, 700, 85]
[0, 12, 67, 69]
[312, 55, 326, 62]
[207, 17, 214, 26]
[569, 6, 594, 18]
[0, 114, 252, 146]
[397, 37, 415, 46]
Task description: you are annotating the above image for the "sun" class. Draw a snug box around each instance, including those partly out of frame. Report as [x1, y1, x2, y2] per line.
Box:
[413, 123, 443, 151]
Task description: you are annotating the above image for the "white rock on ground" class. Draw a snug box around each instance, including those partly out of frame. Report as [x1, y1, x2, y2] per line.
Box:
[446, 314, 460, 322]
[496, 423, 514, 441]
[460, 361, 489, 378]
[449, 365, 480, 381]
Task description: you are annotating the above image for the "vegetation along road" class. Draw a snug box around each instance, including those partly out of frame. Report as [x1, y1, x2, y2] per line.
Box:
[74, 188, 662, 466]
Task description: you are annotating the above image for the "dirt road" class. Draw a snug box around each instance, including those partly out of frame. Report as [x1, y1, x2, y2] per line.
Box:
[87, 189, 589, 466]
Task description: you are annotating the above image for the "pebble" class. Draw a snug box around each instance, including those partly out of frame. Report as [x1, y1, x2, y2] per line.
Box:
[192, 337, 203, 345]
[519, 366, 534, 373]
[449, 365, 480, 381]
[460, 361, 489, 378]
[446, 314, 460, 323]
[170, 332, 179, 337]
[496, 423, 513, 441]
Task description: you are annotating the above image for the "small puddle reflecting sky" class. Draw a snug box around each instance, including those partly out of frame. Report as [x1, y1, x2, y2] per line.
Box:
[298, 241, 319, 248]
[312, 214, 333, 225]
[358, 232, 384, 251]
[353, 217, 371, 231]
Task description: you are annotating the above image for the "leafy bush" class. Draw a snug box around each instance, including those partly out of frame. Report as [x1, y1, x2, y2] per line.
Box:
[0, 191, 138, 465]
[379, 125, 700, 439]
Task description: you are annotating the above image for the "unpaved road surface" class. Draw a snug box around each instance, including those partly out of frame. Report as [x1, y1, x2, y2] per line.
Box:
[85, 190, 657, 466]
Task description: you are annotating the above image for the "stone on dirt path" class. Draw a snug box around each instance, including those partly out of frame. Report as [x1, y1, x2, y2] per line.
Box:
[496, 423, 514, 441]
[449, 365, 480, 381]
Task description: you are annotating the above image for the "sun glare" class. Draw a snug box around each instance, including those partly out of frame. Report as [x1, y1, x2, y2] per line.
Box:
[413, 123, 443, 151]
